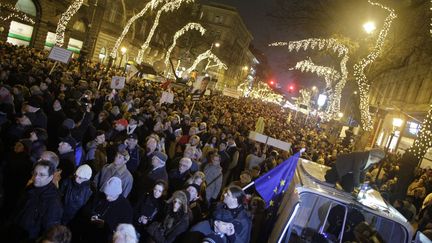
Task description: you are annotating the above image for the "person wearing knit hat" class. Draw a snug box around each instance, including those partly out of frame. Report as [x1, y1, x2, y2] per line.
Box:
[113, 224, 138, 243]
[103, 177, 123, 201]
[146, 190, 190, 243]
[61, 165, 93, 224]
[58, 136, 77, 180]
[86, 177, 133, 242]
[75, 164, 92, 184]
[115, 118, 129, 129]
[325, 148, 386, 193]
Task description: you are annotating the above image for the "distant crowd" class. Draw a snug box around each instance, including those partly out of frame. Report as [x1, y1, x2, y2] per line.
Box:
[0, 41, 431, 243]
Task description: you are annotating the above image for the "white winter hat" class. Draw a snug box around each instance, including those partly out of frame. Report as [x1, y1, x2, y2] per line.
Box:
[75, 164, 92, 180]
[103, 177, 123, 197]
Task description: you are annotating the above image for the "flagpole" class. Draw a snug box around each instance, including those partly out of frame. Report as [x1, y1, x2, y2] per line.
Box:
[242, 181, 255, 191]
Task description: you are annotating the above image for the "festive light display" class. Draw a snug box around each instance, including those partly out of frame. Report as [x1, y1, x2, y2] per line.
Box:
[297, 89, 311, 107]
[164, 23, 206, 70]
[55, 0, 84, 47]
[136, 0, 194, 64]
[409, 106, 432, 159]
[0, 3, 35, 24]
[353, 0, 397, 131]
[110, 0, 165, 59]
[238, 82, 284, 104]
[186, 49, 227, 74]
[291, 59, 340, 89]
[271, 38, 349, 120]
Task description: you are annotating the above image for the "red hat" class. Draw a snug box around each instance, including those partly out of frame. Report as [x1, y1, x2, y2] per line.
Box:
[115, 118, 128, 127]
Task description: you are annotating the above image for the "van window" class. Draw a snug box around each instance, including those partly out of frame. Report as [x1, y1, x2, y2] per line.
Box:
[280, 192, 408, 243]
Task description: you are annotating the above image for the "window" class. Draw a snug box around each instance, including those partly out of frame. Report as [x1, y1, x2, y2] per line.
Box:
[15, 0, 37, 17]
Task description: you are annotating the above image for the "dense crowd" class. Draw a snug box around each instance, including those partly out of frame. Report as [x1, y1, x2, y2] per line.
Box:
[0, 41, 431, 243]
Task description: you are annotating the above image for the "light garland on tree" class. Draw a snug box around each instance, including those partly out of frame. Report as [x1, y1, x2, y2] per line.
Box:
[0, 3, 35, 24]
[297, 89, 312, 107]
[55, 0, 84, 47]
[353, 0, 397, 131]
[408, 106, 432, 159]
[270, 38, 349, 120]
[238, 82, 284, 104]
[164, 23, 206, 69]
[135, 0, 195, 64]
[186, 49, 227, 73]
[110, 0, 165, 59]
[291, 59, 340, 89]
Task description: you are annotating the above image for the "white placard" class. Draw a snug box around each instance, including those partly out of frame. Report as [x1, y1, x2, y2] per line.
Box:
[48, 46, 73, 64]
[160, 91, 174, 104]
[267, 137, 292, 152]
[110, 76, 126, 89]
[248, 131, 268, 144]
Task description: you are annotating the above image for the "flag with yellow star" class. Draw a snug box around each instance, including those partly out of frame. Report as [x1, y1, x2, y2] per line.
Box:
[255, 152, 301, 208]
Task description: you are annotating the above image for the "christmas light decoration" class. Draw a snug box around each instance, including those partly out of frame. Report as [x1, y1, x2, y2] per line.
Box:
[0, 3, 35, 24]
[409, 106, 432, 159]
[110, 0, 165, 59]
[291, 59, 340, 89]
[270, 38, 349, 120]
[55, 0, 84, 47]
[186, 49, 227, 73]
[297, 89, 311, 107]
[353, 0, 397, 131]
[136, 0, 194, 64]
[237, 82, 284, 104]
[164, 23, 206, 69]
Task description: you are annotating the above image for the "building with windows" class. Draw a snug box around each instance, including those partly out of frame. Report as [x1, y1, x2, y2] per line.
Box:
[0, 0, 255, 90]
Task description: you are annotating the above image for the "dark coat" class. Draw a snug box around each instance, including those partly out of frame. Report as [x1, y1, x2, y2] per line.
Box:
[126, 145, 145, 174]
[168, 169, 191, 194]
[26, 109, 47, 129]
[334, 151, 370, 187]
[60, 178, 93, 224]
[59, 151, 76, 179]
[133, 192, 164, 230]
[15, 183, 63, 240]
[146, 206, 190, 243]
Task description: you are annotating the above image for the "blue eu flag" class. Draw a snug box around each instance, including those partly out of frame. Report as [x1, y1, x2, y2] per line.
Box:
[255, 152, 301, 207]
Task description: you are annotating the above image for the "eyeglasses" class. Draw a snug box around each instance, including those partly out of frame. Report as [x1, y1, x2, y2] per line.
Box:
[33, 172, 49, 178]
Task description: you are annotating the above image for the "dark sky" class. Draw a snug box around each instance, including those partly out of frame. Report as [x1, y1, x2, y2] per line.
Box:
[207, 0, 294, 87]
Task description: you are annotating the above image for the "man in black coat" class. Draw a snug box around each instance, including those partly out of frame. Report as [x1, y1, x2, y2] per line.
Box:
[12, 160, 63, 241]
[58, 136, 77, 180]
[325, 148, 385, 192]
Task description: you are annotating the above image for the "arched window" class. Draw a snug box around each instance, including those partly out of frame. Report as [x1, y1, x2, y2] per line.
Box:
[15, 0, 37, 17]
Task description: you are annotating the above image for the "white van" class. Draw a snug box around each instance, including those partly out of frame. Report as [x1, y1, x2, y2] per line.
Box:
[268, 159, 431, 243]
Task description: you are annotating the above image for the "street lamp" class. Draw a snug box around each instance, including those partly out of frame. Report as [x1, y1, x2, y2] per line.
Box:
[363, 21, 376, 34]
[205, 42, 220, 70]
[119, 47, 127, 68]
[338, 112, 344, 118]
[312, 86, 317, 91]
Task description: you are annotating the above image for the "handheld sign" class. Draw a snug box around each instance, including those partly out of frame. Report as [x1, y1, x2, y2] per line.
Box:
[48, 46, 73, 64]
[191, 94, 201, 102]
[110, 76, 126, 90]
[160, 91, 174, 104]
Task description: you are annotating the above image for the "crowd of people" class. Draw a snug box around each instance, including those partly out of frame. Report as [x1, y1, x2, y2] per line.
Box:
[0, 41, 431, 243]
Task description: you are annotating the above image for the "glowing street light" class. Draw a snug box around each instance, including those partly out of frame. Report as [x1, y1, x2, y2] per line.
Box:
[312, 86, 317, 91]
[214, 42, 220, 48]
[338, 112, 344, 118]
[363, 21, 376, 34]
[119, 47, 127, 68]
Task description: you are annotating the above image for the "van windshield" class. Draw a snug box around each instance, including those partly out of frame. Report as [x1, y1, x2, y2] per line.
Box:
[281, 192, 408, 243]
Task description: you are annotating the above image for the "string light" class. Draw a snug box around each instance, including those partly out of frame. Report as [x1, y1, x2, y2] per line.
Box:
[408, 106, 432, 159]
[55, 0, 84, 47]
[238, 82, 284, 104]
[270, 38, 349, 120]
[353, 0, 397, 131]
[0, 3, 35, 24]
[186, 49, 227, 73]
[136, 0, 194, 64]
[291, 59, 340, 89]
[164, 22, 206, 70]
[110, 0, 165, 58]
[297, 89, 311, 107]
